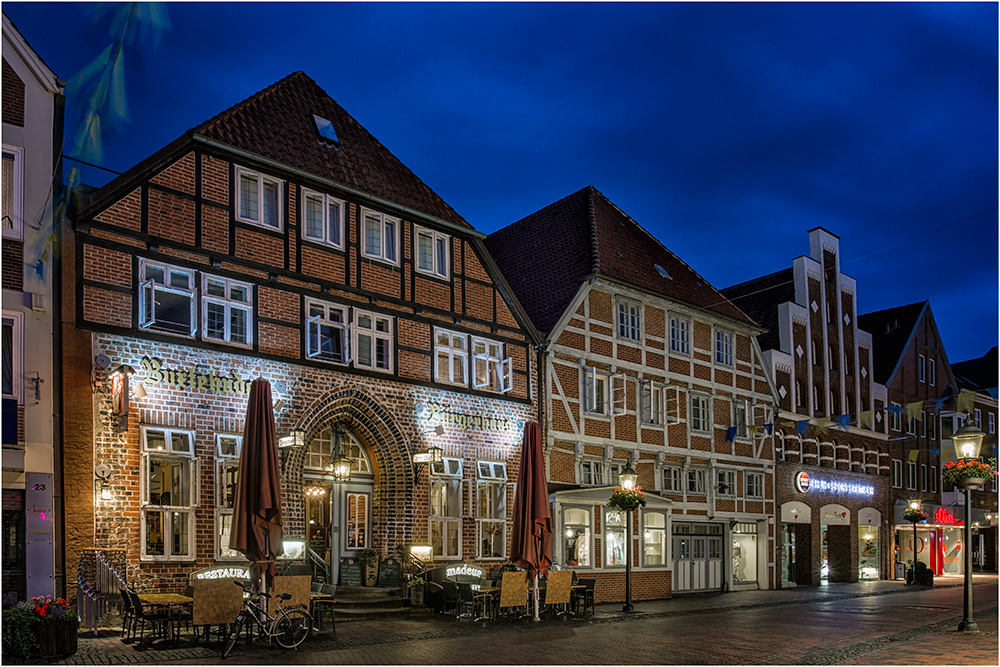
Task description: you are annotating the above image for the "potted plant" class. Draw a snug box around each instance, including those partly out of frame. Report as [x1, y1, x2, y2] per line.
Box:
[942, 459, 995, 490]
[359, 548, 379, 586]
[409, 575, 426, 607]
[1, 596, 78, 662]
[902, 506, 929, 524]
[906, 560, 934, 586]
[607, 485, 647, 512]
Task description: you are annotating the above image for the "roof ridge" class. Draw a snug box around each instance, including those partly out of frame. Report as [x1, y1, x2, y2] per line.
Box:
[587, 185, 600, 274]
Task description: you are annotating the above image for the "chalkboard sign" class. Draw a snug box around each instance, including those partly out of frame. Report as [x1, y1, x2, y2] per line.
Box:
[340, 557, 362, 587]
[378, 557, 401, 588]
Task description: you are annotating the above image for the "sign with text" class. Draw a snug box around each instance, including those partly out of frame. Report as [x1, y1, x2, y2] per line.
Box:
[139, 356, 253, 396]
[795, 471, 874, 496]
[340, 558, 362, 587]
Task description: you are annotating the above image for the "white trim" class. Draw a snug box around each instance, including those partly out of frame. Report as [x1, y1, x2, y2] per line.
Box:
[235, 166, 283, 231]
[2, 145, 24, 240]
[201, 273, 253, 347]
[414, 225, 451, 280]
[300, 187, 345, 248]
[2, 311, 24, 403]
[353, 308, 394, 373]
[360, 208, 399, 265]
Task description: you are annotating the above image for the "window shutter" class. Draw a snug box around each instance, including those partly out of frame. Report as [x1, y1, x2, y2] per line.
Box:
[343, 322, 353, 363]
[306, 316, 321, 358]
[473, 350, 489, 388]
[611, 374, 626, 416]
[666, 386, 682, 424]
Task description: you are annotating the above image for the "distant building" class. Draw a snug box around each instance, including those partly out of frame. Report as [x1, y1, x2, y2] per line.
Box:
[1, 13, 65, 603]
[488, 186, 778, 599]
[722, 227, 890, 586]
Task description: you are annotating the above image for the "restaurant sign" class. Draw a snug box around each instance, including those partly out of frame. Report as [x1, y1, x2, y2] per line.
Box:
[425, 402, 520, 433]
[190, 565, 250, 581]
[139, 357, 252, 396]
[445, 564, 484, 580]
[795, 471, 874, 496]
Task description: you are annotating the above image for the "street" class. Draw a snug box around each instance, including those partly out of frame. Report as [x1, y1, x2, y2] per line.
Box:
[63, 580, 998, 666]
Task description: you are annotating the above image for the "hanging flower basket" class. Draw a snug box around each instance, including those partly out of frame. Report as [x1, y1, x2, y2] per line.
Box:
[902, 507, 928, 524]
[607, 486, 647, 512]
[942, 459, 994, 490]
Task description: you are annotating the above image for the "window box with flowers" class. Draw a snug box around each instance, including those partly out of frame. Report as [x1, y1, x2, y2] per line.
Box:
[1, 596, 78, 662]
[942, 459, 995, 490]
[607, 486, 647, 512]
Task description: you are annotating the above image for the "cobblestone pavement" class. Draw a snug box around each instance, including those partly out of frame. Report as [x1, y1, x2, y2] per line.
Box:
[52, 575, 998, 666]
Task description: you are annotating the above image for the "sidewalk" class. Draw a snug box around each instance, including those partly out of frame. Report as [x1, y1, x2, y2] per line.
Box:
[54, 575, 998, 666]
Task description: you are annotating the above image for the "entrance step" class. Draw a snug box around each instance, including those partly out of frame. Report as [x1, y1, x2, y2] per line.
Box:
[333, 586, 432, 622]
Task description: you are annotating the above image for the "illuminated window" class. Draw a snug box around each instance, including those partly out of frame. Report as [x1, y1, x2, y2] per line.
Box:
[430, 458, 462, 559]
[476, 461, 507, 559]
[141, 426, 195, 560]
[562, 507, 591, 567]
[215, 434, 242, 560]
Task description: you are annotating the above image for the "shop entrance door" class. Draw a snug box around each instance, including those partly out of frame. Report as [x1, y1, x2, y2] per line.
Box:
[782, 523, 796, 585]
[671, 522, 723, 592]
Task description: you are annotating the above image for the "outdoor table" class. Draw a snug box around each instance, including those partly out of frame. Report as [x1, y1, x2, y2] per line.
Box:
[138, 593, 192, 645]
[473, 587, 500, 621]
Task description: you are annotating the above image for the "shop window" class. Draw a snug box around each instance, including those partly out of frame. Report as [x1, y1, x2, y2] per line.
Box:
[415, 226, 450, 279]
[139, 259, 196, 337]
[141, 426, 196, 560]
[687, 468, 706, 494]
[732, 522, 758, 584]
[746, 472, 763, 499]
[473, 337, 512, 393]
[616, 298, 642, 342]
[434, 329, 468, 386]
[354, 309, 393, 372]
[859, 524, 879, 580]
[604, 509, 627, 567]
[733, 399, 749, 439]
[562, 507, 591, 567]
[690, 394, 711, 433]
[716, 469, 735, 496]
[2, 312, 23, 403]
[301, 188, 344, 248]
[305, 299, 350, 364]
[669, 315, 690, 354]
[346, 492, 369, 550]
[662, 466, 681, 493]
[643, 511, 667, 566]
[715, 329, 733, 366]
[236, 166, 282, 230]
[215, 434, 242, 560]
[476, 461, 507, 559]
[2, 146, 23, 239]
[891, 460, 902, 488]
[906, 461, 916, 490]
[202, 274, 252, 346]
[430, 457, 462, 559]
[579, 459, 604, 486]
[361, 209, 398, 264]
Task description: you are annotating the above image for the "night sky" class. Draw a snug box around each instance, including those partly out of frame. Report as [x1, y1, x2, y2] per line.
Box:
[5, 2, 997, 364]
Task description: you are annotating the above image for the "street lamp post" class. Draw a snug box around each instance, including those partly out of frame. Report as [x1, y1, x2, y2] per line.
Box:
[952, 415, 985, 633]
[619, 464, 637, 613]
[907, 497, 922, 584]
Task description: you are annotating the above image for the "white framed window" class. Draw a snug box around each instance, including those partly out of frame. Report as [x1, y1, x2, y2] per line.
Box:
[346, 492, 371, 550]
[604, 508, 627, 567]
[929, 358, 936, 386]
[305, 299, 350, 364]
[891, 459, 902, 488]
[662, 465, 682, 493]
[354, 309, 393, 372]
[906, 461, 916, 490]
[746, 472, 764, 499]
[715, 469, 735, 496]
[640, 379, 665, 426]
[236, 166, 282, 230]
[476, 461, 507, 559]
[616, 298, 642, 341]
[918, 354, 926, 383]
[733, 399, 749, 439]
[2, 311, 23, 403]
[920, 464, 928, 492]
[930, 466, 938, 493]
[415, 226, 450, 279]
[580, 459, 604, 486]
[430, 457, 462, 559]
[906, 413, 916, 436]
[2, 146, 24, 239]
[141, 426, 196, 560]
[974, 409, 982, 429]
[473, 337, 512, 393]
[202, 274, 252, 346]
[301, 188, 344, 247]
[989, 412, 996, 434]
[361, 208, 398, 264]
[584, 367, 608, 415]
[890, 403, 902, 432]
[434, 329, 468, 386]
[690, 394, 711, 433]
[920, 412, 927, 438]
[687, 468, 706, 494]
[669, 315, 690, 355]
[215, 434, 243, 560]
[563, 507, 591, 567]
[715, 329, 733, 366]
[139, 259, 196, 337]
[643, 511, 667, 566]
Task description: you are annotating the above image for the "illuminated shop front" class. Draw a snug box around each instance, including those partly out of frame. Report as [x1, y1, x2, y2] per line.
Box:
[894, 503, 990, 577]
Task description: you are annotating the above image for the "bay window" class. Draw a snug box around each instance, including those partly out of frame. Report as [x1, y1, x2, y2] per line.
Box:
[643, 511, 667, 566]
[562, 507, 591, 567]
[604, 509, 627, 567]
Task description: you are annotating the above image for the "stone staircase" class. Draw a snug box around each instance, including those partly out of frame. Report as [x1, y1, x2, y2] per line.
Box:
[333, 586, 434, 622]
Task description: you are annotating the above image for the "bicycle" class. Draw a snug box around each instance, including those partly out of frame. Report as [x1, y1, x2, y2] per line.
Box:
[222, 580, 311, 658]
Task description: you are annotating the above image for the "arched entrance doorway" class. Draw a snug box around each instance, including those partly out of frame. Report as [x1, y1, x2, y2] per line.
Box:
[302, 424, 374, 584]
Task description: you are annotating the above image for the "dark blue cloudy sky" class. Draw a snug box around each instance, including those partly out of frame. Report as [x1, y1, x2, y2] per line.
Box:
[6, 2, 997, 363]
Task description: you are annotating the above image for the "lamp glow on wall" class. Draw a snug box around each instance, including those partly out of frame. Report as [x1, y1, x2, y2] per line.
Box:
[95, 464, 112, 502]
[328, 423, 352, 481]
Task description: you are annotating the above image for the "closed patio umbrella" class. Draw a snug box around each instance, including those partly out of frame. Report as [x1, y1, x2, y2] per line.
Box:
[230, 378, 284, 600]
[511, 421, 551, 621]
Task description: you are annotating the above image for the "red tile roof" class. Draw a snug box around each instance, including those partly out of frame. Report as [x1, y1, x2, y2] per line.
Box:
[194, 71, 470, 228]
[485, 185, 755, 335]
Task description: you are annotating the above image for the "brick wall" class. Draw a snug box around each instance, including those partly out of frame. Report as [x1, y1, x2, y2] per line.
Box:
[2, 58, 25, 126]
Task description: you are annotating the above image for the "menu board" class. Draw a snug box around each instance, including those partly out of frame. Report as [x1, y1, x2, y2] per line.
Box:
[378, 557, 401, 588]
[340, 557, 362, 587]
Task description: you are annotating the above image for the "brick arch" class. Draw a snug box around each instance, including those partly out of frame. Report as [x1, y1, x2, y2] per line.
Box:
[294, 388, 415, 557]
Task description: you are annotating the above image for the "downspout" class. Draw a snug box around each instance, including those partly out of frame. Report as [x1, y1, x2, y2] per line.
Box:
[51, 85, 66, 598]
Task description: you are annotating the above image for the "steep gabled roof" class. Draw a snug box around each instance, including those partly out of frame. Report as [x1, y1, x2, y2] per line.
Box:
[951, 346, 998, 393]
[484, 185, 754, 336]
[719, 268, 795, 352]
[857, 301, 927, 385]
[192, 71, 470, 228]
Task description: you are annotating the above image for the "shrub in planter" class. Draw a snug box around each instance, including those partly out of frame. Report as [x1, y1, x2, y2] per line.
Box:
[2, 596, 79, 662]
[409, 576, 426, 607]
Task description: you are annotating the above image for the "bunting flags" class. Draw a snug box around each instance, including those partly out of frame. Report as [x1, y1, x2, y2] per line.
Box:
[886, 405, 904, 415]
[796, 420, 810, 436]
[928, 449, 940, 455]
[908, 449, 919, 462]
[725, 427, 737, 443]
[957, 392, 975, 416]
[934, 397, 946, 411]
[835, 414, 851, 430]
[763, 424, 773, 435]
[814, 417, 831, 434]
[906, 402, 923, 422]
[859, 410, 873, 429]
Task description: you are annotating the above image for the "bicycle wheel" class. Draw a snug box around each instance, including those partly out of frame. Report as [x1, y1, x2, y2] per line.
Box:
[273, 608, 310, 649]
[222, 614, 246, 659]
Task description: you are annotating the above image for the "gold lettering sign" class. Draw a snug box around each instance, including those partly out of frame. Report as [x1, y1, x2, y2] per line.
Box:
[425, 402, 518, 433]
[139, 357, 252, 396]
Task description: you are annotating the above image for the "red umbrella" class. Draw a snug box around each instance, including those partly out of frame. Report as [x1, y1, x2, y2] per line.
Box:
[511, 421, 551, 620]
[231, 378, 284, 595]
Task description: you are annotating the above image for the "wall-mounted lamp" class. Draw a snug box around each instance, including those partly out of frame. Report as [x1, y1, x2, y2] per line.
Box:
[278, 429, 306, 473]
[95, 464, 113, 501]
[413, 445, 443, 485]
[327, 424, 353, 481]
[108, 364, 135, 380]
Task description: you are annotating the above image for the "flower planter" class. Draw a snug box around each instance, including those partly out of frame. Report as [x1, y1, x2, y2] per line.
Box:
[363, 564, 378, 587]
[411, 588, 425, 607]
[33, 620, 78, 659]
[954, 477, 987, 491]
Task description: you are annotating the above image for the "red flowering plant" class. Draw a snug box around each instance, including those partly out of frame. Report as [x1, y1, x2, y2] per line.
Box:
[942, 459, 996, 486]
[2, 596, 77, 662]
[607, 485, 647, 511]
[21, 595, 77, 622]
[902, 507, 929, 524]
